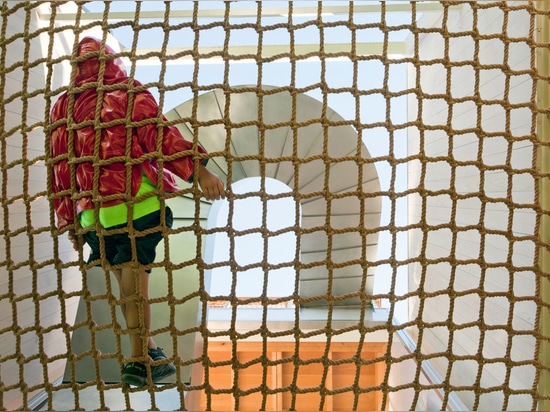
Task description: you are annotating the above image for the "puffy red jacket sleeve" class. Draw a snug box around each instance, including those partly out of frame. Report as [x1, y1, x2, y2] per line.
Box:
[132, 88, 206, 182]
[50, 93, 75, 229]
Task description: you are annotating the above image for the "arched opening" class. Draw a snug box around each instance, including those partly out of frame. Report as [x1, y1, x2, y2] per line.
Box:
[167, 86, 382, 309]
[204, 177, 299, 303]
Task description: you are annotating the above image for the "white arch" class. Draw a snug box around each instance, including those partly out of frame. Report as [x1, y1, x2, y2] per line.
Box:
[205, 177, 298, 299]
[166, 86, 381, 307]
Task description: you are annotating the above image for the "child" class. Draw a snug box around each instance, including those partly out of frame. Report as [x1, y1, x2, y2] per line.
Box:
[49, 36, 225, 386]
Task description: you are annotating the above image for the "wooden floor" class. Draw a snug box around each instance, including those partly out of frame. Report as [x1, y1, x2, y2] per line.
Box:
[200, 341, 387, 411]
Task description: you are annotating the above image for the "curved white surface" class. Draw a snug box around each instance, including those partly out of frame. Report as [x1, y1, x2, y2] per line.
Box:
[166, 86, 381, 306]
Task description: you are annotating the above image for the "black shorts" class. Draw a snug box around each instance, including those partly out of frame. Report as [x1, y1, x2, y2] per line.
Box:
[83, 207, 173, 273]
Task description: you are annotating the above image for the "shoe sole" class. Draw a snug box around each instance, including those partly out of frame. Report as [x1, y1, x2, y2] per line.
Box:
[152, 364, 176, 383]
[121, 374, 147, 387]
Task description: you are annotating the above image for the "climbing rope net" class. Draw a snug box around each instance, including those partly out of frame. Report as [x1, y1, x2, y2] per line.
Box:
[1, 1, 549, 411]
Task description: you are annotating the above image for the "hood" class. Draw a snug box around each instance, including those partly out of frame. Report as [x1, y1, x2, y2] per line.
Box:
[75, 36, 127, 86]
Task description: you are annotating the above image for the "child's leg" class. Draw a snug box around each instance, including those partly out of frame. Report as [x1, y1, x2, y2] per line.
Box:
[112, 269, 157, 351]
[115, 265, 176, 384]
[118, 266, 154, 357]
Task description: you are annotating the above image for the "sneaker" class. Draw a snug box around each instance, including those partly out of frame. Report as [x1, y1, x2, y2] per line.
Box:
[121, 362, 148, 386]
[148, 347, 176, 383]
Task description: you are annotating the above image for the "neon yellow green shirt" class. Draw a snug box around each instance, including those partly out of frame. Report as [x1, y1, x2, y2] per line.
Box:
[79, 174, 161, 229]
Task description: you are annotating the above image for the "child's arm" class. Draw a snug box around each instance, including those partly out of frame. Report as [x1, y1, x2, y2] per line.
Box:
[197, 164, 225, 201]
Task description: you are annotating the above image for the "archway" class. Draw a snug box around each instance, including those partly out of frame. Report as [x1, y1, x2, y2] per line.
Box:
[206, 176, 298, 301]
[166, 86, 381, 307]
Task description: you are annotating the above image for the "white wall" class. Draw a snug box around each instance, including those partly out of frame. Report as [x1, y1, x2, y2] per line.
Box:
[406, 2, 537, 410]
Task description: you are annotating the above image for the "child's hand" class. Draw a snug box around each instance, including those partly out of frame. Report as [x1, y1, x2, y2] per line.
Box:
[68, 229, 79, 251]
[197, 164, 226, 201]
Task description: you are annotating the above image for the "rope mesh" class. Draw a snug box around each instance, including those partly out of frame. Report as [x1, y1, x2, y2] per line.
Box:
[0, 1, 549, 411]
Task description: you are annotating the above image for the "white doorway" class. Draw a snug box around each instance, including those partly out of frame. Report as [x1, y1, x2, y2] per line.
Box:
[204, 177, 299, 302]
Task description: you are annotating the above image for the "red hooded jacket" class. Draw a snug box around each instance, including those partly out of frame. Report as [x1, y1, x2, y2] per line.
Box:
[50, 37, 205, 229]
